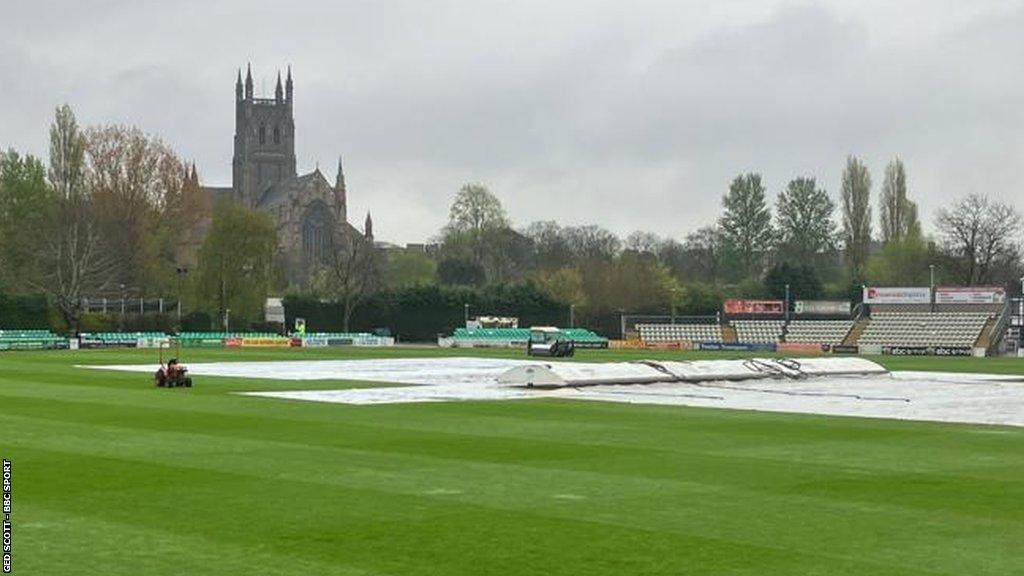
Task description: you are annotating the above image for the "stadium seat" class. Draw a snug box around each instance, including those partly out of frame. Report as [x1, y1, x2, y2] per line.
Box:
[857, 312, 991, 348]
[732, 320, 784, 344]
[784, 320, 854, 345]
[636, 323, 723, 343]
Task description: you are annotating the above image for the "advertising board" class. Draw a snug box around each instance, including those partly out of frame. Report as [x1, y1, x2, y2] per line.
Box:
[776, 342, 828, 354]
[935, 287, 1006, 305]
[863, 287, 931, 305]
[830, 344, 859, 354]
[698, 342, 777, 352]
[882, 345, 929, 356]
[794, 300, 850, 315]
[724, 299, 784, 315]
[934, 346, 972, 356]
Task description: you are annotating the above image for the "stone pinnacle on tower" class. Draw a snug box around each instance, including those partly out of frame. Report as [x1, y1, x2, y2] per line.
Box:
[235, 69, 243, 102]
[285, 65, 293, 102]
[275, 70, 283, 102]
[244, 63, 253, 99]
[365, 212, 373, 239]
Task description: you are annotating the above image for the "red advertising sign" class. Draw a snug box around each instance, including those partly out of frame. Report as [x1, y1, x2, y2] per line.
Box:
[777, 342, 828, 354]
[935, 287, 1006, 305]
[724, 299, 784, 315]
[863, 286, 931, 305]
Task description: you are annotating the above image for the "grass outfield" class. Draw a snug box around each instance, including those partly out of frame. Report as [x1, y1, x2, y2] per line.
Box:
[2, 347, 1023, 574]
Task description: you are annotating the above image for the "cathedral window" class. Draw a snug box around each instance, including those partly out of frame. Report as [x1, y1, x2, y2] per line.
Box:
[273, 125, 280, 144]
[302, 201, 333, 265]
[259, 125, 266, 144]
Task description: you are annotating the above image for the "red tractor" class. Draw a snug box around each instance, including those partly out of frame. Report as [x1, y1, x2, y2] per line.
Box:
[155, 358, 193, 388]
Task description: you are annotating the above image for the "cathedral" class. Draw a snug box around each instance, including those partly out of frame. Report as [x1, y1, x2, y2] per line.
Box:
[199, 64, 372, 285]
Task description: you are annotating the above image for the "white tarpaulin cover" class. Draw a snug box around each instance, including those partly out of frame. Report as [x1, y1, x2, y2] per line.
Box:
[498, 357, 888, 387]
[82, 357, 1024, 427]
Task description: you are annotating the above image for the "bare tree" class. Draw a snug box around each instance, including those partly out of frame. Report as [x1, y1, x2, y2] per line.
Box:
[562, 225, 621, 261]
[841, 155, 872, 281]
[316, 226, 381, 332]
[85, 124, 186, 291]
[522, 220, 572, 271]
[38, 105, 115, 332]
[624, 230, 662, 254]
[683, 225, 725, 284]
[935, 194, 1022, 285]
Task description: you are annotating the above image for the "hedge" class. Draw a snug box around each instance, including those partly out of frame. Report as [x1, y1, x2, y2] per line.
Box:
[0, 293, 51, 330]
[284, 284, 570, 342]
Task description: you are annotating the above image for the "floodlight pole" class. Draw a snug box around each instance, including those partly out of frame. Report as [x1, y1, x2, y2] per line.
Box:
[463, 303, 469, 327]
[119, 283, 126, 332]
[1019, 277, 1024, 348]
[784, 284, 790, 322]
[176, 266, 188, 328]
[670, 287, 678, 325]
[570, 304, 575, 328]
[930, 264, 936, 312]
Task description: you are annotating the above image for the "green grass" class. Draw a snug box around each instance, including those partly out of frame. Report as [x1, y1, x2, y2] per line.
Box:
[2, 347, 1023, 574]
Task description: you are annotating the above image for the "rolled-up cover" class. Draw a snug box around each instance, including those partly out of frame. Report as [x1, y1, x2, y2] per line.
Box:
[498, 357, 887, 388]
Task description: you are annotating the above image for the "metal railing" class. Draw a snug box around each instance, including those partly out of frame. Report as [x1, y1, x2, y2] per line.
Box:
[986, 299, 1013, 356]
[82, 297, 181, 315]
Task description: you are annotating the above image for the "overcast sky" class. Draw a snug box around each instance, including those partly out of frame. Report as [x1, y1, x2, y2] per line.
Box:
[2, 1, 1023, 244]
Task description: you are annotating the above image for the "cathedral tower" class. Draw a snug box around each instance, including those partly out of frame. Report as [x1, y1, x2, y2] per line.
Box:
[232, 64, 297, 206]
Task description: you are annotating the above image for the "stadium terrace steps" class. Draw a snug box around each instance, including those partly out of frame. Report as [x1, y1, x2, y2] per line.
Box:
[785, 320, 854, 345]
[0, 329, 67, 350]
[973, 317, 999, 349]
[843, 319, 870, 346]
[636, 323, 723, 343]
[856, 312, 992, 348]
[732, 320, 785, 344]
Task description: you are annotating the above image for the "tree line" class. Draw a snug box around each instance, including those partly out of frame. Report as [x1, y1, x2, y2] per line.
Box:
[2, 105, 1022, 335]
[0, 105, 276, 332]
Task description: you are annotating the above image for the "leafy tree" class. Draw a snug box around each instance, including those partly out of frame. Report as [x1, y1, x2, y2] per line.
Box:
[763, 262, 824, 301]
[935, 194, 1022, 285]
[193, 199, 278, 329]
[39, 104, 115, 333]
[443, 183, 508, 269]
[0, 149, 53, 289]
[383, 250, 437, 288]
[581, 252, 679, 317]
[719, 173, 773, 278]
[676, 282, 724, 316]
[532, 266, 588, 308]
[775, 177, 836, 265]
[866, 227, 931, 286]
[437, 257, 485, 286]
[841, 155, 872, 281]
[878, 158, 919, 245]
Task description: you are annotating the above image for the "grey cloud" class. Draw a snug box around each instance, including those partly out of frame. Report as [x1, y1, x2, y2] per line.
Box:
[1, 1, 1023, 243]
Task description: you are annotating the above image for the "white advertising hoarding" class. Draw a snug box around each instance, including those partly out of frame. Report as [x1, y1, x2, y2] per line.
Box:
[794, 300, 851, 315]
[863, 287, 931, 305]
[935, 287, 1006, 304]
